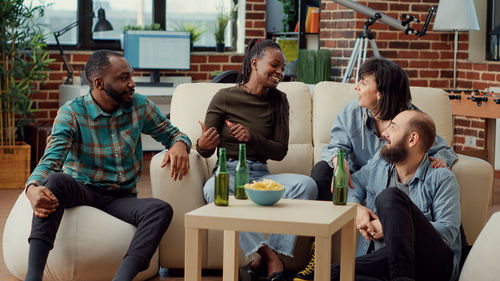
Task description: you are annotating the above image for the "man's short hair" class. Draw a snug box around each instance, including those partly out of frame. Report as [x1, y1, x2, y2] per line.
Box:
[408, 111, 436, 152]
[84, 50, 123, 88]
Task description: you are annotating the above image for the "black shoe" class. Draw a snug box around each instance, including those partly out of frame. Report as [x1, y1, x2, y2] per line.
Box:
[268, 270, 286, 281]
[239, 263, 260, 281]
[267, 257, 287, 281]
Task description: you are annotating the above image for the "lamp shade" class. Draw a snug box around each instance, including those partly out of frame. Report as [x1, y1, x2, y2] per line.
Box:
[93, 8, 113, 32]
[433, 0, 479, 31]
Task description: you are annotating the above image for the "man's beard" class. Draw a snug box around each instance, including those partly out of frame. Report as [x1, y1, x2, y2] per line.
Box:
[381, 138, 408, 164]
[104, 84, 133, 109]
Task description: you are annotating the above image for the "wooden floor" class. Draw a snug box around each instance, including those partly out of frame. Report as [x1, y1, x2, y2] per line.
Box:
[1, 155, 499, 280]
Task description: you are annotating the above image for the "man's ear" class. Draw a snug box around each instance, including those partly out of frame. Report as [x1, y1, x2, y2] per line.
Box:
[94, 77, 104, 90]
[408, 132, 419, 148]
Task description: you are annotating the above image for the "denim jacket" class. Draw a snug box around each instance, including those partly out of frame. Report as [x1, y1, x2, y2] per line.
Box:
[349, 153, 461, 281]
[320, 99, 458, 172]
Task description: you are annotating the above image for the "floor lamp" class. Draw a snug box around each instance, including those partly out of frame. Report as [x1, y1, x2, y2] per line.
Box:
[433, 0, 479, 89]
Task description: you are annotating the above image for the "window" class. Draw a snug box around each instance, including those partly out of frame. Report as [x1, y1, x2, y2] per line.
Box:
[27, 0, 78, 45]
[29, 0, 237, 51]
[166, 0, 233, 47]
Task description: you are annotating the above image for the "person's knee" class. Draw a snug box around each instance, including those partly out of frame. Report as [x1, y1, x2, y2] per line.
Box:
[42, 172, 74, 196]
[293, 176, 318, 199]
[311, 161, 332, 180]
[375, 187, 407, 214]
[203, 178, 215, 203]
[148, 199, 173, 225]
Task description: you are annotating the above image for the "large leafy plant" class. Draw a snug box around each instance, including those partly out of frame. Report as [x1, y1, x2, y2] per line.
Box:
[0, 0, 53, 147]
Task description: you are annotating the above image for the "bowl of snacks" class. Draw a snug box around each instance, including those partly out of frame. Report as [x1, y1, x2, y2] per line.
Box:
[244, 179, 285, 206]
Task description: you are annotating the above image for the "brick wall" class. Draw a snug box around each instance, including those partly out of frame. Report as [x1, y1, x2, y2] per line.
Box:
[320, 0, 500, 153]
[31, 0, 266, 123]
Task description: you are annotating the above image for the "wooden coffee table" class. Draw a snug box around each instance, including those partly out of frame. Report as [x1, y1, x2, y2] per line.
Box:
[184, 197, 357, 281]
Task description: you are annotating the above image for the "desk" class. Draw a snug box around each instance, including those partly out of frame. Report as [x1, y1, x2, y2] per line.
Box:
[59, 76, 189, 151]
[184, 197, 357, 281]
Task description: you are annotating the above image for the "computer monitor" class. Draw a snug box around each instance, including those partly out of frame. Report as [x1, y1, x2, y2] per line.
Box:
[123, 30, 191, 85]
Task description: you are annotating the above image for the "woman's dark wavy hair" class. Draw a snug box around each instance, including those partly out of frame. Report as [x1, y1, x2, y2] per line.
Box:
[236, 38, 289, 131]
[358, 57, 412, 120]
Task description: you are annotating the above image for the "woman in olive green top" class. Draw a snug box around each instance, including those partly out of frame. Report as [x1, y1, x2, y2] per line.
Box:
[196, 39, 317, 281]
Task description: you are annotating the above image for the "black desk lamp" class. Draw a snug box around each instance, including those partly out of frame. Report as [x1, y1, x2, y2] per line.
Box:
[54, 8, 113, 85]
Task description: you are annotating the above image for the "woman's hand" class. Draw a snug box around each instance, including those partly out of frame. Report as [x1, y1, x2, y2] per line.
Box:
[429, 156, 448, 169]
[226, 120, 250, 142]
[197, 121, 220, 150]
[330, 156, 354, 191]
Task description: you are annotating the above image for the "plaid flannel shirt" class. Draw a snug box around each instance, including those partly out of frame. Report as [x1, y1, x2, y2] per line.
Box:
[26, 92, 191, 194]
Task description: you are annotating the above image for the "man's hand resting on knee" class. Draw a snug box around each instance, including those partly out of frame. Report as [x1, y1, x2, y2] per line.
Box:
[161, 141, 190, 181]
[26, 184, 59, 218]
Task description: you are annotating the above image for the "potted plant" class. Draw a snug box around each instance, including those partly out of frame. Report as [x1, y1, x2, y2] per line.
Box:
[172, 21, 205, 50]
[0, 0, 53, 188]
[121, 23, 162, 49]
[213, 2, 232, 52]
[278, 0, 298, 32]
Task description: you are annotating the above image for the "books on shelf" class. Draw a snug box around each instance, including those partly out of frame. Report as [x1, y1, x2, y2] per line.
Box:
[305, 5, 319, 33]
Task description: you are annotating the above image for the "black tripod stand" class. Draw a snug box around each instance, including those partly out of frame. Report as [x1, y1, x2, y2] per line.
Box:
[342, 14, 381, 83]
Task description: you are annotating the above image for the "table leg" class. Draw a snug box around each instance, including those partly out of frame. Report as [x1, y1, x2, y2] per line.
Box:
[340, 218, 356, 281]
[315, 236, 332, 281]
[185, 227, 202, 281]
[223, 230, 239, 281]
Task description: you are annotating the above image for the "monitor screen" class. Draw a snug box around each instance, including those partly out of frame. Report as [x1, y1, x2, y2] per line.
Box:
[123, 30, 191, 70]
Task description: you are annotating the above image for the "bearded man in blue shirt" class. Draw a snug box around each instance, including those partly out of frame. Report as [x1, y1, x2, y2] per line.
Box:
[24, 50, 191, 281]
[331, 110, 461, 281]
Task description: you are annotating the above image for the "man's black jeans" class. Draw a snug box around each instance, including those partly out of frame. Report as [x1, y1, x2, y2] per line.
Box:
[330, 187, 454, 281]
[29, 172, 173, 270]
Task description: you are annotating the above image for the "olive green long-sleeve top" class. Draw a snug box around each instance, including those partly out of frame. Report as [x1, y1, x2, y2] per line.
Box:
[196, 86, 289, 163]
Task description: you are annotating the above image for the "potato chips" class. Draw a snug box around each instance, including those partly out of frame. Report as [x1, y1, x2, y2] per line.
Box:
[244, 179, 284, 191]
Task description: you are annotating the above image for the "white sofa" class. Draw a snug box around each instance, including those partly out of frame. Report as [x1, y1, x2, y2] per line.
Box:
[150, 81, 494, 270]
[459, 211, 500, 281]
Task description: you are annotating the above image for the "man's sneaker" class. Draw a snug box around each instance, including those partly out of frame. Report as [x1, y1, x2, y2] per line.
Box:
[293, 242, 316, 281]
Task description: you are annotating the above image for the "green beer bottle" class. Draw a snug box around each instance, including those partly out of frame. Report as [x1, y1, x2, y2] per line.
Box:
[332, 148, 347, 205]
[214, 148, 229, 206]
[234, 144, 249, 199]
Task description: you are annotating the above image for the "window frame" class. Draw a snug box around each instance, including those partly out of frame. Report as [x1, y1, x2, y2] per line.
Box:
[487, 0, 499, 60]
[49, 0, 230, 52]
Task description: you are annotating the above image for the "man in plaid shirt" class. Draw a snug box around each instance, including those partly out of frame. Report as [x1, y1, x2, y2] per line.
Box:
[24, 50, 191, 281]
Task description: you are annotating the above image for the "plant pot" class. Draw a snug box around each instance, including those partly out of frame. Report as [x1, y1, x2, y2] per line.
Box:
[0, 142, 31, 189]
[216, 43, 225, 52]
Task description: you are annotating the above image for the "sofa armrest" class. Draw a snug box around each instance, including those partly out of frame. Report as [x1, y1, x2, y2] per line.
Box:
[150, 149, 210, 268]
[452, 154, 494, 244]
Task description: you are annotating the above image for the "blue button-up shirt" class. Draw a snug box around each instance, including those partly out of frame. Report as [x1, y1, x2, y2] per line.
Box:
[27, 92, 191, 194]
[320, 99, 458, 171]
[349, 153, 461, 281]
